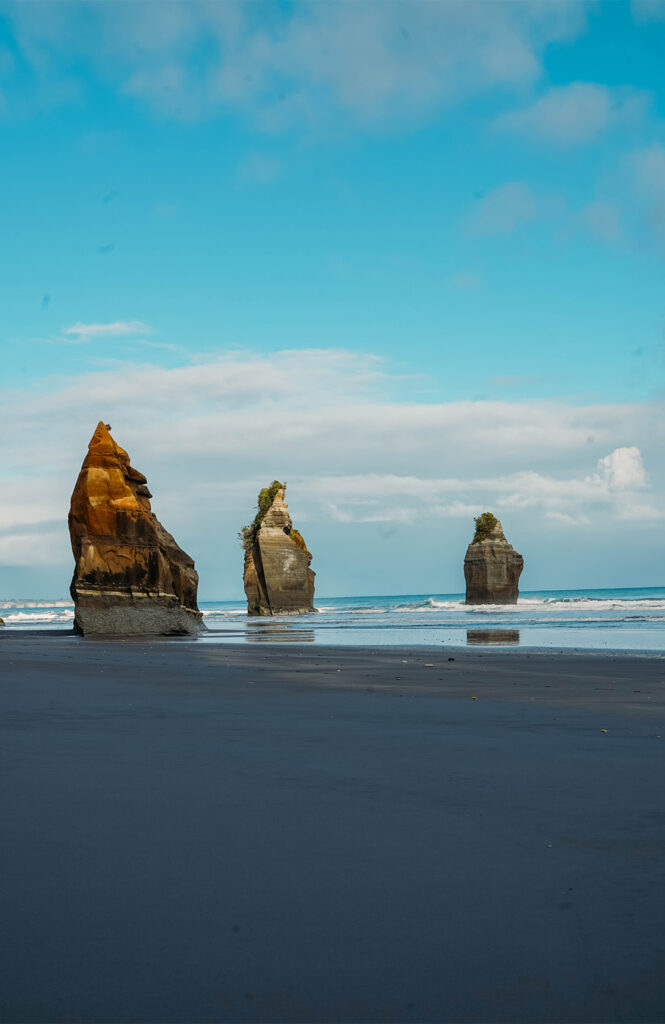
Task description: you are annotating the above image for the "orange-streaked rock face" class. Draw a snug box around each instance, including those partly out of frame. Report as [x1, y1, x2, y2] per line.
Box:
[68, 422, 202, 635]
[243, 486, 315, 615]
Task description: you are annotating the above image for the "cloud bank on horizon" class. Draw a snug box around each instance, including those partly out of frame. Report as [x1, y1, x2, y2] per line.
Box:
[0, 0, 664, 595]
[2, 347, 664, 596]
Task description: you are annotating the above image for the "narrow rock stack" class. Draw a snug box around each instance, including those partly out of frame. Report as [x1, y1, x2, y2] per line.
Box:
[68, 421, 203, 635]
[464, 513, 524, 605]
[242, 482, 315, 615]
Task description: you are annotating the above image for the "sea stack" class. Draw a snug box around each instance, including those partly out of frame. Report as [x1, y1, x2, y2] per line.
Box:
[464, 512, 524, 605]
[242, 482, 315, 615]
[68, 421, 203, 635]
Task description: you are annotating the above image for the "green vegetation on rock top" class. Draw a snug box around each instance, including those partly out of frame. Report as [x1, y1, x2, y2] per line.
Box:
[240, 480, 285, 551]
[289, 527, 312, 558]
[472, 512, 498, 542]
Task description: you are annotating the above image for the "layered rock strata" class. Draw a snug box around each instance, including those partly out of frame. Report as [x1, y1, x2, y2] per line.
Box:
[68, 422, 202, 635]
[242, 483, 315, 615]
[464, 513, 524, 605]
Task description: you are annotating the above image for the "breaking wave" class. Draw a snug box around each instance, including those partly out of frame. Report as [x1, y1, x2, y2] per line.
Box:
[2, 609, 74, 624]
[392, 595, 665, 615]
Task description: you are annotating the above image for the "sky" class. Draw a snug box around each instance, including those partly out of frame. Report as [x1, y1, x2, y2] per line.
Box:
[1, 0, 665, 600]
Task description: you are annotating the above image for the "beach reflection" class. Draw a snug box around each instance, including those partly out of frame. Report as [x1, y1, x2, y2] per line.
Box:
[245, 622, 316, 643]
[467, 629, 520, 646]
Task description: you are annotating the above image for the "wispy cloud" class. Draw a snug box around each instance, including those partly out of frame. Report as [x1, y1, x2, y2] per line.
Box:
[495, 83, 647, 146]
[464, 182, 536, 236]
[2, 1, 590, 131]
[62, 320, 152, 342]
[137, 339, 184, 354]
[303, 447, 663, 525]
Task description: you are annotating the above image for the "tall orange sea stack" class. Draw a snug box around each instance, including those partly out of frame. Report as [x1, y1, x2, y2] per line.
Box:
[68, 422, 203, 635]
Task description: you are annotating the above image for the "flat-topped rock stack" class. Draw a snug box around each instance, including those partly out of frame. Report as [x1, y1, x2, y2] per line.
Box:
[68, 421, 203, 635]
[464, 512, 524, 605]
[242, 482, 315, 615]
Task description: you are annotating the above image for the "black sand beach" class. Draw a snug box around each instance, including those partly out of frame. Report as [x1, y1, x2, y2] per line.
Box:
[1, 633, 664, 1023]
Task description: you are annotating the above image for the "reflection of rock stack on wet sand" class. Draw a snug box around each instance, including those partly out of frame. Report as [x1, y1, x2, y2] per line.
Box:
[467, 629, 520, 646]
[245, 622, 315, 643]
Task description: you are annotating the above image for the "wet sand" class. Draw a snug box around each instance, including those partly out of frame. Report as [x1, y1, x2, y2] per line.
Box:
[1, 632, 665, 1023]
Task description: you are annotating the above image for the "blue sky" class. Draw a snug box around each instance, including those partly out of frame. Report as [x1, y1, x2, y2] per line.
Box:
[1, 0, 665, 599]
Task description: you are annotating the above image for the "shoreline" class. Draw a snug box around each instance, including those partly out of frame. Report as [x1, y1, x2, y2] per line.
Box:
[3, 625, 665, 658]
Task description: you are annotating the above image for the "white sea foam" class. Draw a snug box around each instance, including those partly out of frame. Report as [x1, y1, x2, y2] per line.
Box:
[2, 609, 74, 624]
[3, 590, 665, 637]
[392, 596, 665, 614]
[201, 607, 246, 617]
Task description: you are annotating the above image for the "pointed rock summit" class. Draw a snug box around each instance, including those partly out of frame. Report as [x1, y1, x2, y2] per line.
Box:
[464, 513, 524, 605]
[242, 482, 315, 615]
[68, 422, 203, 635]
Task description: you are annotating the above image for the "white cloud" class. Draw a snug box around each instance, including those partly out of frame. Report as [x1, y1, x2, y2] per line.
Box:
[300, 450, 663, 525]
[0, 350, 660, 492]
[593, 446, 648, 490]
[495, 83, 646, 145]
[326, 501, 419, 525]
[62, 320, 151, 342]
[0, 347, 662, 577]
[465, 182, 536, 236]
[3, 1, 590, 130]
[1, 350, 656, 476]
[545, 511, 589, 525]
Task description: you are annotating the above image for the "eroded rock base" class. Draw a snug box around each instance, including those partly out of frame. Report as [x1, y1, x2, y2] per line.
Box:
[73, 594, 202, 636]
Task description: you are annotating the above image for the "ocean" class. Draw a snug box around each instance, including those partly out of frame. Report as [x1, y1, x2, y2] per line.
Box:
[2, 587, 665, 650]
